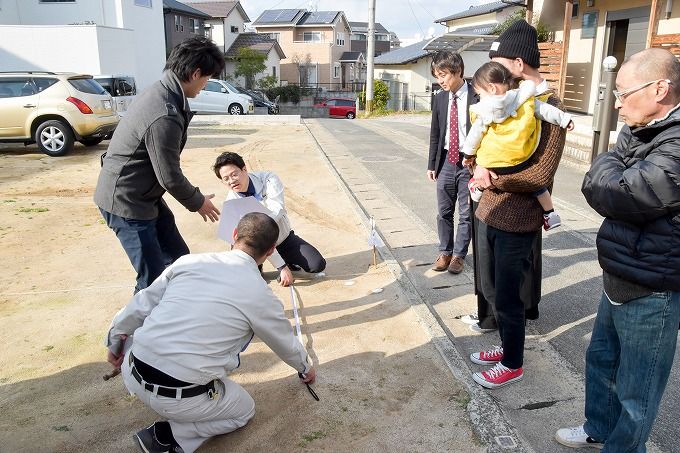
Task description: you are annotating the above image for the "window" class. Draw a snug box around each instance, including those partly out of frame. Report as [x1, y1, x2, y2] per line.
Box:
[333, 63, 340, 79]
[572, 1, 579, 18]
[303, 32, 322, 42]
[33, 78, 59, 93]
[376, 34, 389, 41]
[134, 0, 152, 7]
[269, 32, 280, 42]
[231, 25, 239, 33]
[338, 99, 354, 107]
[336, 32, 345, 46]
[0, 78, 35, 98]
[325, 99, 336, 106]
[175, 15, 183, 32]
[352, 33, 366, 41]
[272, 66, 277, 78]
[204, 81, 223, 93]
[39, 0, 75, 3]
[189, 18, 199, 34]
[68, 78, 106, 95]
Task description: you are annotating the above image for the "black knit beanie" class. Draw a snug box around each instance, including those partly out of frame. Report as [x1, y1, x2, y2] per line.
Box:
[488, 19, 540, 69]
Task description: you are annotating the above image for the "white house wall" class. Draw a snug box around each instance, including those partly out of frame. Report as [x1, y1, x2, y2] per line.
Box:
[261, 48, 280, 83]
[0, 0, 164, 91]
[374, 59, 434, 110]
[223, 11, 245, 55]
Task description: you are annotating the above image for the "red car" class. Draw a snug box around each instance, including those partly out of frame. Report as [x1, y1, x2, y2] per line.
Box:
[315, 98, 356, 119]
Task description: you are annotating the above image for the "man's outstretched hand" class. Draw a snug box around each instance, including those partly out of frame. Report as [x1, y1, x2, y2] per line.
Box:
[198, 194, 220, 222]
[300, 367, 316, 384]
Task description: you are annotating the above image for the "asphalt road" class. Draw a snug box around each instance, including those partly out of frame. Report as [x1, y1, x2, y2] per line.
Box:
[308, 116, 679, 453]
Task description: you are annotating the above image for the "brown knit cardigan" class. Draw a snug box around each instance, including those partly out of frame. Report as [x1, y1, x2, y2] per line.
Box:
[475, 92, 567, 233]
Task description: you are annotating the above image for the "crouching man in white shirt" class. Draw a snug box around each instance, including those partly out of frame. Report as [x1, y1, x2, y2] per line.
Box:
[214, 152, 326, 287]
[105, 212, 316, 453]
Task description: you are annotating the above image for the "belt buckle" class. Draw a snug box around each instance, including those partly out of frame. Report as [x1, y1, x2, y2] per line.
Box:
[207, 381, 219, 400]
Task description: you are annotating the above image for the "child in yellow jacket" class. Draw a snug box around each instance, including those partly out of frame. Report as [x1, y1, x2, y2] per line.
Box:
[463, 61, 574, 230]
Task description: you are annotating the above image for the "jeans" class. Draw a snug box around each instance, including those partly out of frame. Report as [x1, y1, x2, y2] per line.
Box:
[584, 291, 680, 452]
[436, 157, 472, 258]
[476, 221, 536, 369]
[100, 202, 189, 293]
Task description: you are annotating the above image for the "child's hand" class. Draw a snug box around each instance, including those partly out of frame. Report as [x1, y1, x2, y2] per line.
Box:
[567, 120, 575, 131]
[462, 156, 475, 168]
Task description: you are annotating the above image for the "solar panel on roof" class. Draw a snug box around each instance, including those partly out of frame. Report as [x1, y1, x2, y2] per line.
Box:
[258, 9, 299, 23]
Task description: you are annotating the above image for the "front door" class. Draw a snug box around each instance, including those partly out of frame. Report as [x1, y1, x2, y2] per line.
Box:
[605, 6, 650, 70]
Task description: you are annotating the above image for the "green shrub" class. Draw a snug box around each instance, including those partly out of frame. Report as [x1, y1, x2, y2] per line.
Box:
[265, 85, 301, 104]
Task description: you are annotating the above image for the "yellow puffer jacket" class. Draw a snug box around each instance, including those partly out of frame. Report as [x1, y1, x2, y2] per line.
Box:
[472, 92, 551, 169]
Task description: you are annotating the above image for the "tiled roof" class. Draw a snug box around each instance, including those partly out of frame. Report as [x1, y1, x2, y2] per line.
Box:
[181, 1, 250, 21]
[374, 39, 432, 65]
[348, 21, 389, 34]
[435, 1, 515, 23]
[225, 33, 285, 59]
[450, 23, 496, 35]
[163, 0, 212, 18]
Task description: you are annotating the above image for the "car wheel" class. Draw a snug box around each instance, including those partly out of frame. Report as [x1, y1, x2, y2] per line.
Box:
[79, 137, 104, 147]
[35, 120, 74, 157]
[346, 111, 356, 119]
[229, 103, 244, 115]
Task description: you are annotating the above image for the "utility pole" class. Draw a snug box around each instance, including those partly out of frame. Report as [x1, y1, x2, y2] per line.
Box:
[366, 0, 376, 113]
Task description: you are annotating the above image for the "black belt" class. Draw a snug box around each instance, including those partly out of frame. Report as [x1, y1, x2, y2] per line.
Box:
[129, 353, 216, 399]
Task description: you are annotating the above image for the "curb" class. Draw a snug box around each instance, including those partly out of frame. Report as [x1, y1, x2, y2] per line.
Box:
[303, 119, 536, 453]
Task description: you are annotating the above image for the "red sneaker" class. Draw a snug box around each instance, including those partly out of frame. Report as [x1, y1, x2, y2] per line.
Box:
[470, 346, 503, 365]
[472, 362, 523, 388]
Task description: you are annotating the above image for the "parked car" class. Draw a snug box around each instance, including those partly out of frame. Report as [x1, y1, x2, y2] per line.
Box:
[232, 86, 279, 115]
[314, 98, 356, 119]
[189, 79, 254, 115]
[93, 75, 136, 116]
[0, 71, 119, 156]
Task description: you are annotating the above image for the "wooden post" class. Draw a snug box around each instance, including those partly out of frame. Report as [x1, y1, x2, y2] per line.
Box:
[646, 0, 660, 48]
[526, 0, 534, 23]
[558, 1, 573, 99]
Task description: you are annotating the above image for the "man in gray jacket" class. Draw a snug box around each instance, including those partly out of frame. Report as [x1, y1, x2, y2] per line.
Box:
[556, 48, 680, 451]
[95, 37, 224, 293]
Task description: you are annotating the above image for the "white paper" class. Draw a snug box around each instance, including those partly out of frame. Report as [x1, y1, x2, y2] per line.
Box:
[217, 197, 273, 244]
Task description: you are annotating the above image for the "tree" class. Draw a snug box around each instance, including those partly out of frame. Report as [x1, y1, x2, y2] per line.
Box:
[292, 53, 313, 86]
[491, 9, 552, 43]
[234, 48, 266, 89]
[258, 75, 279, 90]
[360, 79, 390, 111]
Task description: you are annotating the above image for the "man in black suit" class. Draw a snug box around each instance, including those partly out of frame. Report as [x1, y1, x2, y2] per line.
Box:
[427, 51, 478, 274]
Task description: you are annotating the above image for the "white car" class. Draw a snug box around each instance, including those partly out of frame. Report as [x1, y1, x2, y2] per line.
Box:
[189, 79, 254, 115]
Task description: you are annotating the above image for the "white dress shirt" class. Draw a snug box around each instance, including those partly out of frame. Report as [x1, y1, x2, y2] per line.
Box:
[106, 249, 310, 384]
[444, 81, 469, 152]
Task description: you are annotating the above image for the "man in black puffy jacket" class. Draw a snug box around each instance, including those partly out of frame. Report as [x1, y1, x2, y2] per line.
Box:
[556, 48, 680, 452]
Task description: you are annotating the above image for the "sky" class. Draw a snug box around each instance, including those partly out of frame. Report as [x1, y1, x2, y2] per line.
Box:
[234, 0, 498, 46]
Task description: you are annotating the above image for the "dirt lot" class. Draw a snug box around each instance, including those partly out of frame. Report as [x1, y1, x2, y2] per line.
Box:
[0, 122, 481, 452]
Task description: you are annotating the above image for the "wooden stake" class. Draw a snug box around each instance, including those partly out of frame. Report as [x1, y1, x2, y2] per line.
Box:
[372, 245, 377, 266]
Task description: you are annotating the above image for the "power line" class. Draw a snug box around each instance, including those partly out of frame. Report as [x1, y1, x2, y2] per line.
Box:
[411, 0, 436, 19]
[407, 0, 425, 36]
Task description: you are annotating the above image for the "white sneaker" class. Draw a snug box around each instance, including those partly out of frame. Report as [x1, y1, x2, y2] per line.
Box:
[469, 323, 497, 334]
[460, 314, 479, 325]
[543, 211, 562, 230]
[555, 425, 603, 449]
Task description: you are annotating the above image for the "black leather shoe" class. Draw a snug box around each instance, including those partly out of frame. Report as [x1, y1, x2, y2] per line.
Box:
[134, 423, 183, 453]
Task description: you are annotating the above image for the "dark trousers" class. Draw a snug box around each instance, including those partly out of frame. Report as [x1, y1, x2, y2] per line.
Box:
[436, 157, 472, 257]
[100, 202, 189, 293]
[276, 230, 326, 273]
[476, 220, 537, 369]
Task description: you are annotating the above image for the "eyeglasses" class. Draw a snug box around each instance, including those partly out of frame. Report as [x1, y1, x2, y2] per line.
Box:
[221, 168, 243, 182]
[613, 79, 672, 103]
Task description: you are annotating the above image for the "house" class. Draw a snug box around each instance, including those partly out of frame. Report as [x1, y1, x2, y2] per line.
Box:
[179, 1, 250, 54]
[252, 9, 352, 90]
[224, 33, 285, 87]
[348, 21, 393, 56]
[373, 39, 435, 111]
[162, 0, 212, 55]
[0, 0, 165, 91]
[534, 0, 680, 114]
[434, 1, 523, 34]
